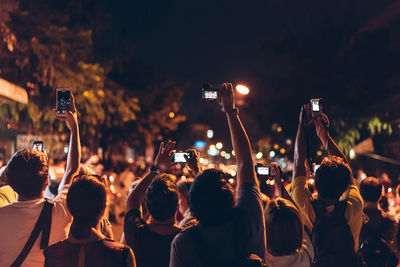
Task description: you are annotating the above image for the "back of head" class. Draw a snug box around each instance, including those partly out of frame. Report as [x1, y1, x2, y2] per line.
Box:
[6, 149, 48, 198]
[360, 177, 382, 203]
[265, 198, 303, 256]
[145, 174, 178, 222]
[315, 156, 351, 201]
[67, 175, 107, 226]
[189, 169, 234, 226]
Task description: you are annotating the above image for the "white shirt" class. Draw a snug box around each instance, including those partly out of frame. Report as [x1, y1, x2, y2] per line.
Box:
[0, 185, 72, 267]
[266, 231, 314, 267]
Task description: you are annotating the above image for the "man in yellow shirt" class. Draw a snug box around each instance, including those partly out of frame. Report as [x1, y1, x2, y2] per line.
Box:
[0, 166, 18, 207]
[0, 185, 18, 207]
[291, 107, 363, 267]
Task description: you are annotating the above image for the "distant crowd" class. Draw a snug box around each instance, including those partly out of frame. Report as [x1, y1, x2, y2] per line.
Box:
[0, 84, 398, 267]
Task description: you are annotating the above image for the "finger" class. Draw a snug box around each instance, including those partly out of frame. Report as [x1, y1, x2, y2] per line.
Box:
[169, 149, 176, 157]
[169, 141, 176, 151]
[321, 114, 329, 127]
[164, 140, 173, 151]
[226, 83, 233, 94]
[185, 148, 196, 154]
[158, 142, 165, 155]
[70, 93, 76, 112]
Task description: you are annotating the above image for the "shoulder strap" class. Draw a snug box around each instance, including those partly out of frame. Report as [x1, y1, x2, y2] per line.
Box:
[10, 200, 54, 267]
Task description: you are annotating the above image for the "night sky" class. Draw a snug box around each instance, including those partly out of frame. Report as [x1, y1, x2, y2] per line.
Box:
[89, 0, 398, 148]
[96, 0, 394, 115]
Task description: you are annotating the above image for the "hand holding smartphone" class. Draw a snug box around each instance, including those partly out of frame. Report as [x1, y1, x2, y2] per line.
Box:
[172, 151, 194, 163]
[255, 163, 271, 177]
[32, 141, 44, 152]
[310, 98, 322, 118]
[56, 88, 72, 115]
[202, 84, 219, 101]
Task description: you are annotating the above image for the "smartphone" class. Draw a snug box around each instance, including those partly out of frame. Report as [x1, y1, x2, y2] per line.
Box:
[56, 88, 72, 115]
[172, 151, 193, 163]
[202, 84, 219, 100]
[310, 99, 322, 118]
[255, 164, 271, 176]
[32, 141, 44, 152]
[313, 164, 320, 174]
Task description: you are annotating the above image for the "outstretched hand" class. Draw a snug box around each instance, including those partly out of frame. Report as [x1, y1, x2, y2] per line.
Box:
[154, 140, 176, 172]
[184, 149, 200, 175]
[56, 93, 78, 132]
[218, 83, 235, 110]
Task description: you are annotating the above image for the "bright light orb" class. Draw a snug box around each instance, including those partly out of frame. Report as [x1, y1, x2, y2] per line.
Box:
[349, 149, 356, 160]
[216, 142, 223, 150]
[207, 129, 214, 139]
[256, 152, 263, 159]
[236, 84, 250, 95]
[269, 151, 276, 157]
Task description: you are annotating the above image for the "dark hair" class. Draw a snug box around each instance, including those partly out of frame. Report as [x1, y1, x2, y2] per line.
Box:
[189, 169, 234, 226]
[67, 176, 107, 226]
[265, 198, 303, 256]
[315, 156, 351, 200]
[145, 174, 178, 222]
[6, 149, 48, 198]
[177, 179, 193, 200]
[360, 177, 382, 203]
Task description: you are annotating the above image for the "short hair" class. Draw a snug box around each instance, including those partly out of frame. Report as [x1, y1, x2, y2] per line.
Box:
[189, 169, 234, 226]
[360, 177, 382, 202]
[265, 198, 303, 256]
[145, 174, 178, 222]
[177, 179, 193, 200]
[6, 149, 48, 198]
[315, 156, 351, 200]
[67, 175, 107, 225]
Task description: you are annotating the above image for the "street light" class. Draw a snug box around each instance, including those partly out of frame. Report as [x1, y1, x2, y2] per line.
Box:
[236, 84, 249, 95]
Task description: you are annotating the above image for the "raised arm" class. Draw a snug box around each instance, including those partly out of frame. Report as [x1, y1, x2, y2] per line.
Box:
[219, 83, 257, 188]
[126, 141, 175, 211]
[292, 107, 308, 181]
[58, 94, 81, 192]
[271, 163, 291, 200]
[314, 114, 348, 164]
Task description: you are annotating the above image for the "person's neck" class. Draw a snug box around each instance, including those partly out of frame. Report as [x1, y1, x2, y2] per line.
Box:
[364, 202, 379, 209]
[70, 220, 100, 240]
[18, 191, 44, 201]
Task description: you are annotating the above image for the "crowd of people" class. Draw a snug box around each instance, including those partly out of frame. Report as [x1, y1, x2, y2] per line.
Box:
[0, 83, 398, 267]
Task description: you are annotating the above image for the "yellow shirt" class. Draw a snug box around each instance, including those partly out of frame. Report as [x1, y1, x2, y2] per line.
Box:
[0, 185, 18, 207]
[292, 176, 363, 251]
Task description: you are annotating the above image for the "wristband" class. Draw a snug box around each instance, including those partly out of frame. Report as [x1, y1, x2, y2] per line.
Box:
[149, 165, 161, 174]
